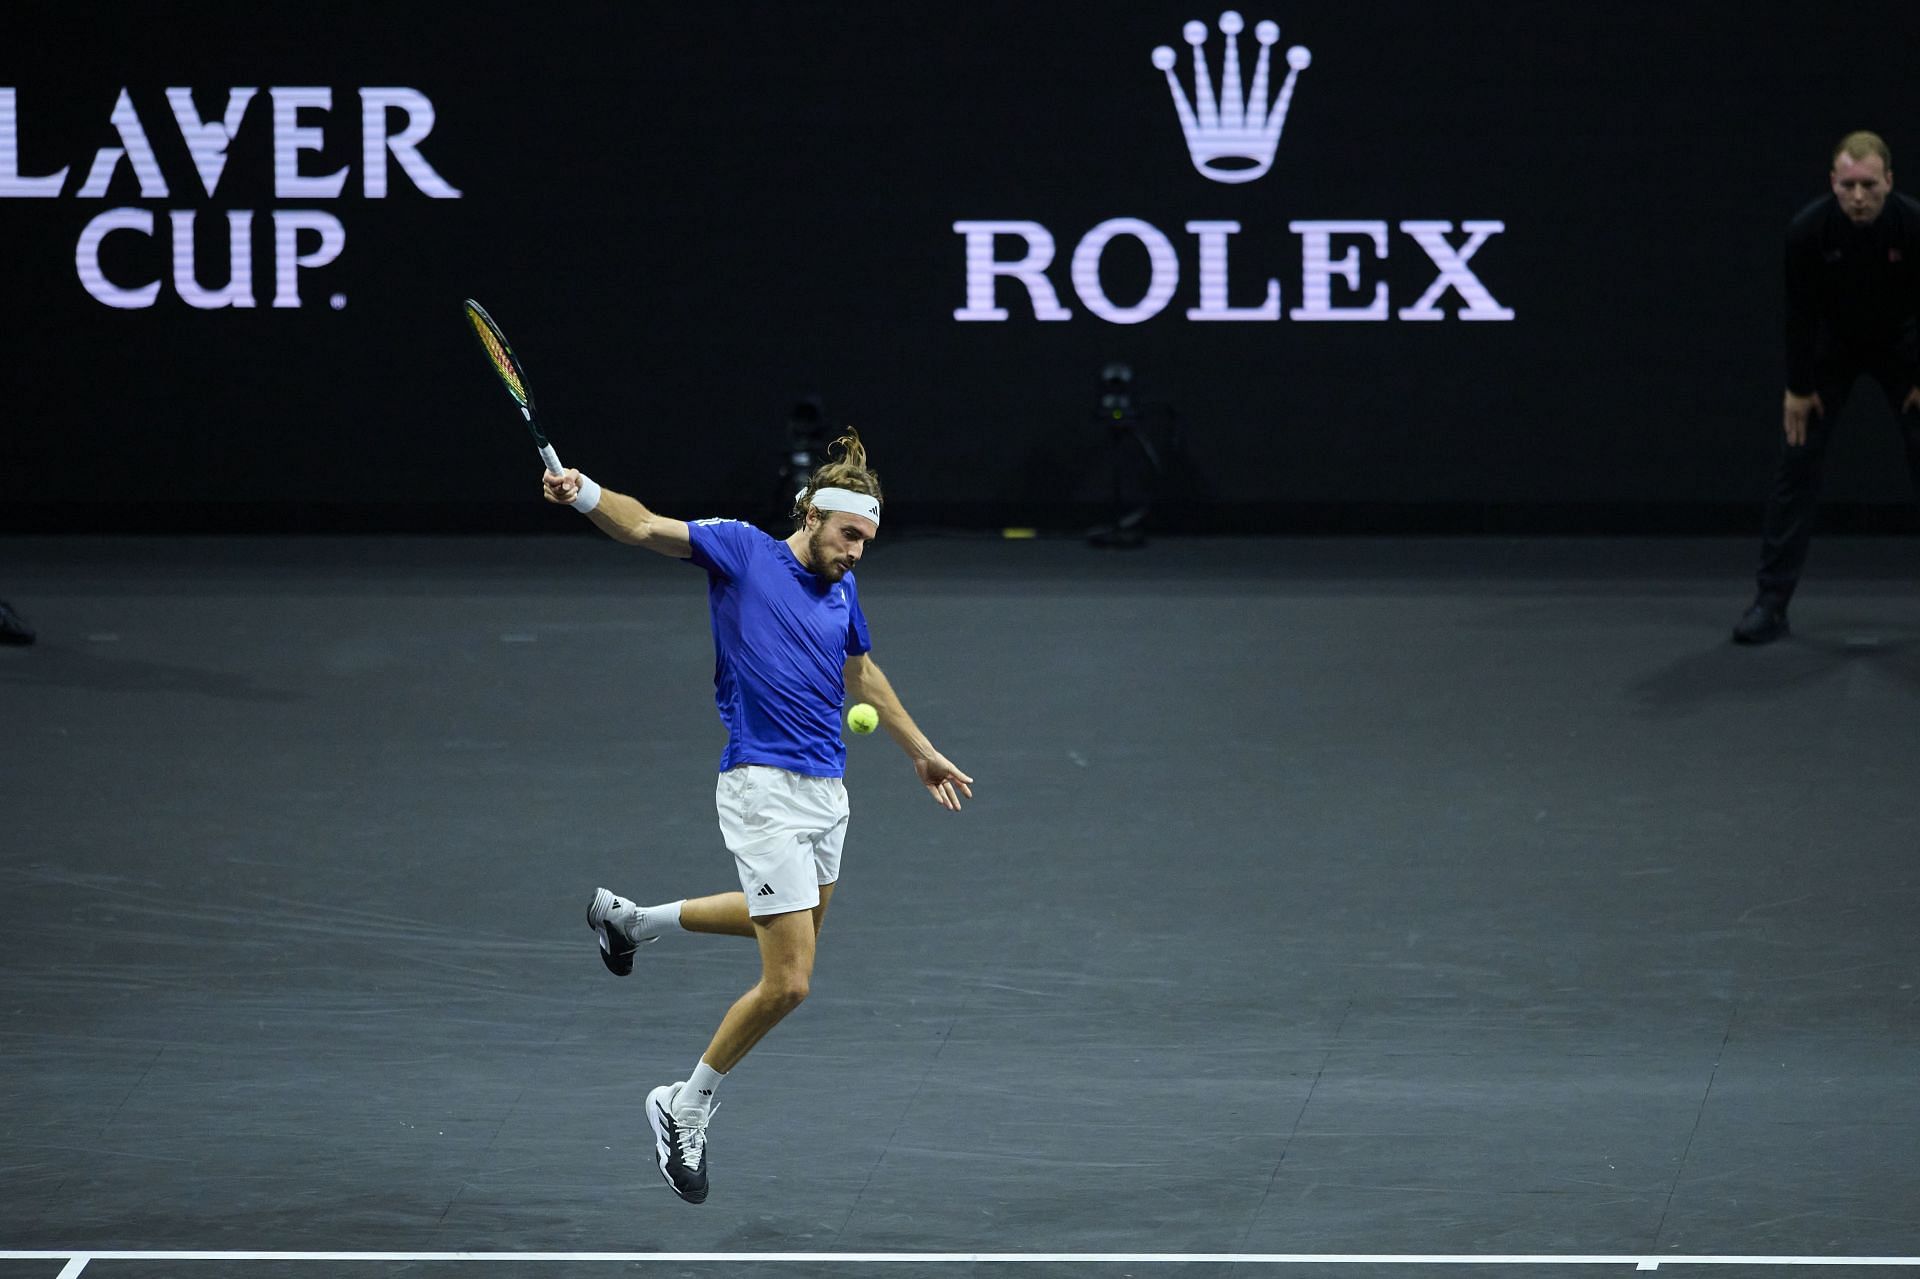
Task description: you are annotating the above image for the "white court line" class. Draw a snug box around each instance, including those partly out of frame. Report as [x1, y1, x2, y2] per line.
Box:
[3, 1254, 1920, 1267]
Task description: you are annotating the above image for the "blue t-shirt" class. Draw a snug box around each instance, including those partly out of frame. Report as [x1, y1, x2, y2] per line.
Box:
[685, 519, 873, 777]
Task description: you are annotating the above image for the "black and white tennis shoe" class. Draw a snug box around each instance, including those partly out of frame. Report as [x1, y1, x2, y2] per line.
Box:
[646, 1082, 713, 1204]
[585, 887, 656, 976]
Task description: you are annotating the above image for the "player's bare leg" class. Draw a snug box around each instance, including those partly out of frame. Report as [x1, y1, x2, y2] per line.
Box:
[645, 902, 824, 1203]
[589, 882, 832, 973]
[700, 906, 821, 1072]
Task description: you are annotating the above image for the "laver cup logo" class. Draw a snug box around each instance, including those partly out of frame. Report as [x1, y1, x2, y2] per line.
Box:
[953, 10, 1513, 326]
[0, 86, 460, 310]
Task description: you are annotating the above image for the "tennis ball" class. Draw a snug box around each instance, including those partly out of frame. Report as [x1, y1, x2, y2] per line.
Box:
[847, 703, 879, 735]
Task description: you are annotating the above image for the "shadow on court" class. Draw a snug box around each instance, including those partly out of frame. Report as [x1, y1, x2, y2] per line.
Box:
[0, 644, 304, 703]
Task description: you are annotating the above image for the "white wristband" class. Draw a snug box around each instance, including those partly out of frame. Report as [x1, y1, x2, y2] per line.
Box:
[570, 474, 602, 514]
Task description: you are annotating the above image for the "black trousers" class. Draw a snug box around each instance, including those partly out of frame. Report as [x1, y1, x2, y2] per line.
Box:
[1756, 362, 1920, 602]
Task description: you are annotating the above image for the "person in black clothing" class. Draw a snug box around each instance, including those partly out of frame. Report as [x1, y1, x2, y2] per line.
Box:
[1736, 131, 1920, 644]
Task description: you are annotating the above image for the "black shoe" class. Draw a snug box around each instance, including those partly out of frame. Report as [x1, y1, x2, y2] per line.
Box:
[0, 600, 33, 646]
[585, 887, 656, 976]
[1732, 599, 1790, 645]
[646, 1083, 711, 1204]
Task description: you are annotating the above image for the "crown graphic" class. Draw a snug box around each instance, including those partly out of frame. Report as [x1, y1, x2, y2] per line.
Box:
[1152, 11, 1311, 185]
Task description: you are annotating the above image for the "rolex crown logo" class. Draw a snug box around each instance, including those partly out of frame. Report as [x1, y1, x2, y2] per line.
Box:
[1152, 11, 1311, 185]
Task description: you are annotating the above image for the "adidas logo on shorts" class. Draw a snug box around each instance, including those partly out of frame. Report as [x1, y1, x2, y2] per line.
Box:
[756, 883, 775, 896]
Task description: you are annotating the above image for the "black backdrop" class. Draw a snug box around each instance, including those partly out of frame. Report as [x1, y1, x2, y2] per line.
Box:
[5, 1, 1920, 533]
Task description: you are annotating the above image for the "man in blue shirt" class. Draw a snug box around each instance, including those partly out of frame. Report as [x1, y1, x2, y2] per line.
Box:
[542, 431, 972, 1204]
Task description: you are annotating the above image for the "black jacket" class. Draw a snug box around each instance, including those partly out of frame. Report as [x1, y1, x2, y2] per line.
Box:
[1784, 189, 1920, 393]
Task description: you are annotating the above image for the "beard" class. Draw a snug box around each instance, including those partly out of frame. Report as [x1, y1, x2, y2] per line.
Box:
[808, 525, 850, 581]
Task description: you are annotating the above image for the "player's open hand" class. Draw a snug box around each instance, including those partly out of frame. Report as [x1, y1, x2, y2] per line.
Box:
[542, 467, 583, 504]
[914, 752, 974, 812]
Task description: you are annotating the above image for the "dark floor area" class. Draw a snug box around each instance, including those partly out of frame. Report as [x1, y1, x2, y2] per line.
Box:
[2, 535, 1917, 1271]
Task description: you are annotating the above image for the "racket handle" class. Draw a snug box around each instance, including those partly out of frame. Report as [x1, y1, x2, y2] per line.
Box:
[538, 444, 564, 475]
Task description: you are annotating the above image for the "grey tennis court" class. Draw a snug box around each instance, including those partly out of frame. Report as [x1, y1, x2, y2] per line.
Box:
[3, 535, 1917, 1276]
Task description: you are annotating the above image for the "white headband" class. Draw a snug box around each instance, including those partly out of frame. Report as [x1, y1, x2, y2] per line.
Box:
[809, 486, 881, 527]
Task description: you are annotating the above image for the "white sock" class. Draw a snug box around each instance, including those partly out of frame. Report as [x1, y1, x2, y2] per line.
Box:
[676, 1060, 725, 1120]
[636, 899, 684, 941]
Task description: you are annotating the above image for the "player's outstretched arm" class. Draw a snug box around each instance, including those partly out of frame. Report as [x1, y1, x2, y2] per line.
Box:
[541, 467, 691, 558]
[844, 653, 974, 811]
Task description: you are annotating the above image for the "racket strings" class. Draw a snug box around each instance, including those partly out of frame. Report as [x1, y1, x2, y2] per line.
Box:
[467, 311, 528, 406]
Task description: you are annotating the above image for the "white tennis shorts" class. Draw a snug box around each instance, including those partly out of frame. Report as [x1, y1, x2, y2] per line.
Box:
[715, 764, 849, 917]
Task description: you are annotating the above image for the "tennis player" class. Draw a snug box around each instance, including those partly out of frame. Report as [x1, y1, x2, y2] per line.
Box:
[540, 430, 972, 1205]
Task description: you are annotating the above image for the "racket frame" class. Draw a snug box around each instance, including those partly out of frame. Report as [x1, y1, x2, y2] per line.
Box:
[464, 298, 564, 475]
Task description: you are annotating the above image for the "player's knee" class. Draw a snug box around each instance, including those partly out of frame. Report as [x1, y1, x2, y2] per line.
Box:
[763, 972, 810, 1011]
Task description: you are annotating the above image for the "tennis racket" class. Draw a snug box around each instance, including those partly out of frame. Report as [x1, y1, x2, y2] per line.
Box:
[463, 298, 564, 475]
